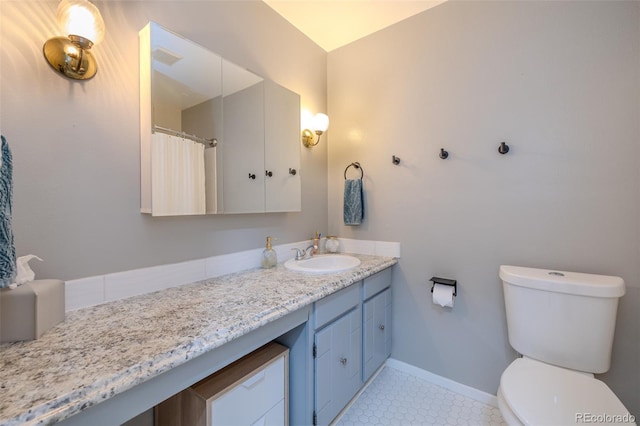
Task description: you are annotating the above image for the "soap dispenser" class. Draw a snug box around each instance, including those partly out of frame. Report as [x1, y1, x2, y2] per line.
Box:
[312, 231, 321, 255]
[261, 236, 277, 269]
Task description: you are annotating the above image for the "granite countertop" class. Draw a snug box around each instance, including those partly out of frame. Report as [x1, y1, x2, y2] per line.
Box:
[0, 254, 397, 426]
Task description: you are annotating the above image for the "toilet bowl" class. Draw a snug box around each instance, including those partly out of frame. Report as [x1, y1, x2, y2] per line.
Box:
[498, 266, 634, 426]
[497, 357, 634, 426]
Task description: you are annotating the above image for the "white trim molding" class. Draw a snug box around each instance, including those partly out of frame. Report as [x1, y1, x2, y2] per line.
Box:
[385, 358, 499, 407]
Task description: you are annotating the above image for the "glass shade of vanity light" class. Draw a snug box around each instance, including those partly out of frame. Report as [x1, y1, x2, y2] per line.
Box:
[57, 0, 105, 45]
[313, 113, 329, 133]
[302, 113, 329, 147]
[43, 0, 105, 80]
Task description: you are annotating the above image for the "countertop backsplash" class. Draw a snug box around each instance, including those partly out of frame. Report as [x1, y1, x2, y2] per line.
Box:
[65, 238, 401, 311]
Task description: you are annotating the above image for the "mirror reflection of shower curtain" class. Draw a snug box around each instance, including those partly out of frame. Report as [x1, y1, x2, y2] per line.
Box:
[151, 133, 205, 216]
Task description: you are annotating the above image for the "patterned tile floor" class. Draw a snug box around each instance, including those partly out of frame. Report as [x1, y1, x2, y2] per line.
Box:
[335, 366, 507, 426]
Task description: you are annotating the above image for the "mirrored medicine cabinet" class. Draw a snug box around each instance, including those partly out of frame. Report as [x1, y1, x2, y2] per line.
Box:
[139, 22, 301, 216]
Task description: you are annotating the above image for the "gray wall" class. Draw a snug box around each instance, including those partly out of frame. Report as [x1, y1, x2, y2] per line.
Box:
[0, 1, 328, 280]
[327, 0, 640, 415]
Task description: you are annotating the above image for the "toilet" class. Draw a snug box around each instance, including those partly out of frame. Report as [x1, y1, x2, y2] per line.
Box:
[498, 265, 635, 425]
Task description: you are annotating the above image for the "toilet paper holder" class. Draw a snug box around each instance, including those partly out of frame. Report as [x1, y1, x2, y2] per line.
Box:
[430, 277, 457, 297]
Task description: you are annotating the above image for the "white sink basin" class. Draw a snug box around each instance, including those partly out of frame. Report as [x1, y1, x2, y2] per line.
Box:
[284, 254, 361, 274]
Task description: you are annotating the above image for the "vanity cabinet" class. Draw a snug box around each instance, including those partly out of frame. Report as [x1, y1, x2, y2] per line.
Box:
[362, 268, 392, 382]
[313, 285, 362, 426]
[152, 267, 393, 426]
[363, 288, 391, 381]
[310, 267, 392, 425]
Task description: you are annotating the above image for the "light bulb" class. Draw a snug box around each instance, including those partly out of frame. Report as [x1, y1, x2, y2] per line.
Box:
[56, 0, 105, 45]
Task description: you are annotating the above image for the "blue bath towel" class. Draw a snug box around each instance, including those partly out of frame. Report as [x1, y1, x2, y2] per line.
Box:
[344, 179, 364, 226]
[0, 135, 16, 288]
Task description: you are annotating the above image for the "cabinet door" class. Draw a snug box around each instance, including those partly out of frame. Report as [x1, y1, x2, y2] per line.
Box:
[222, 78, 265, 213]
[314, 306, 362, 425]
[363, 288, 392, 381]
[264, 80, 301, 212]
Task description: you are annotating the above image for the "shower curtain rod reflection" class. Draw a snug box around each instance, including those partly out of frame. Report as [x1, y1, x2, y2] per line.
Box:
[152, 125, 217, 147]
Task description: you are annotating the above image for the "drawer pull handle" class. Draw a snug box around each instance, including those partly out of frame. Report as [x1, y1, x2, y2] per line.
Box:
[241, 371, 266, 389]
[379, 324, 385, 330]
[340, 357, 348, 366]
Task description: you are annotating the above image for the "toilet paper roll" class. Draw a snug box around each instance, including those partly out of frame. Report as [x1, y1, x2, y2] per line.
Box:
[432, 283, 455, 308]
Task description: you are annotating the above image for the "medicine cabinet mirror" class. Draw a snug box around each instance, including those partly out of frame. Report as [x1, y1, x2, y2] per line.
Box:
[139, 22, 301, 216]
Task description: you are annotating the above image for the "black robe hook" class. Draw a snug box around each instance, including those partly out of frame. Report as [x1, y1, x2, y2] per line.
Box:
[498, 141, 510, 155]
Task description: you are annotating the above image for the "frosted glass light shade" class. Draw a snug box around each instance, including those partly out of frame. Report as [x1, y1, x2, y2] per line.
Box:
[313, 113, 329, 133]
[301, 112, 329, 147]
[56, 0, 105, 45]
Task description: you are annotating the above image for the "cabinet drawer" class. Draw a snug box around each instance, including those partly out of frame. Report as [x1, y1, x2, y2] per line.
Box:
[363, 268, 391, 300]
[163, 342, 288, 426]
[210, 355, 285, 425]
[314, 283, 360, 330]
[250, 398, 285, 426]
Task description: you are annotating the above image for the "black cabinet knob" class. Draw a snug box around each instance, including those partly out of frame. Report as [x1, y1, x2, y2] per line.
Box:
[289, 168, 297, 175]
[248, 173, 256, 180]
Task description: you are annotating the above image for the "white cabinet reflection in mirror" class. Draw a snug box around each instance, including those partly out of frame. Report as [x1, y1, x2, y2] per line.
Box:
[221, 60, 264, 214]
[223, 74, 301, 213]
[265, 80, 302, 212]
[139, 22, 301, 216]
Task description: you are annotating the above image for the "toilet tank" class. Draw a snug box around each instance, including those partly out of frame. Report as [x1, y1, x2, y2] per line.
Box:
[499, 265, 625, 374]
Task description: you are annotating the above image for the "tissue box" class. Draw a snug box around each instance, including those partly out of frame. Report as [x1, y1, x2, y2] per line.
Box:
[0, 279, 65, 343]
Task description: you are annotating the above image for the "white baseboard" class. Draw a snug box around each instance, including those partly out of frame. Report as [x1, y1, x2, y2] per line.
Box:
[385, 358, 499, 407]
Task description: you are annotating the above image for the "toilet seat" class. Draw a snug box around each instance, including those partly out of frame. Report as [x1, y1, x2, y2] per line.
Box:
[500, 358, 633, 426]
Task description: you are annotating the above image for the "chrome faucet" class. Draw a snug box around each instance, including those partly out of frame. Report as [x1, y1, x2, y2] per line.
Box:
[291, 244, 318, 261]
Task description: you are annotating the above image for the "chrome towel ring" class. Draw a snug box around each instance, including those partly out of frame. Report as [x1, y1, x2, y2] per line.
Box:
[344, 162, 364, 180]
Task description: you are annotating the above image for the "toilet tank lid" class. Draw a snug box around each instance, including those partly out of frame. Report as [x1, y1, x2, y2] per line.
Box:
[499, 265, 625, 298]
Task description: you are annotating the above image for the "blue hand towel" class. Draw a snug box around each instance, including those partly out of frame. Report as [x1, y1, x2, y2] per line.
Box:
[344, 179, 364, 226]
[0, 135, 16, 288]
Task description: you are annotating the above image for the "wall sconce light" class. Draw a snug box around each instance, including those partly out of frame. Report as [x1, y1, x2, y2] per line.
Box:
[43, 0, 106, 80]
[301, 113, 329, 148]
